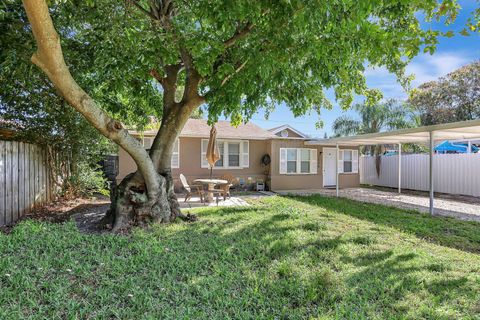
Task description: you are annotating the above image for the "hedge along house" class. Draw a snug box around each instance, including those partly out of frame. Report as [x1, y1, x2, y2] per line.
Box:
[117, 119, 360, 191]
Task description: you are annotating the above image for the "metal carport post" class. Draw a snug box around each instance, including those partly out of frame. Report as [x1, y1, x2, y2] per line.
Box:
[336, 144, 339, 197]
[429, 131, 434, 215]
[398, 143, 401, 194]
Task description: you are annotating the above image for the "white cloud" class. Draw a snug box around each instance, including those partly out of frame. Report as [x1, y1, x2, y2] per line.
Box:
[407, 52, 470, 86]
[364, 66, 390, 78]
[364, 51, 474, 99]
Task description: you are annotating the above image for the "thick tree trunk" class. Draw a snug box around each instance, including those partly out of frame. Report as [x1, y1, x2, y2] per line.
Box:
[23, 0, 201, 231]
[105, 171, 172, 231]
[105, 162, 184, 232]
[104, 107, 192, 232]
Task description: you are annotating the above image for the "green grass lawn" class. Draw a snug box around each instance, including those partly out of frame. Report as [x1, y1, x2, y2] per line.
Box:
[1, 195, 480, 319]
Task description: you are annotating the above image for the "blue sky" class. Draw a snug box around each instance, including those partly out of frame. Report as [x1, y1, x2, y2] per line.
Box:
[246, 1, 480, 138]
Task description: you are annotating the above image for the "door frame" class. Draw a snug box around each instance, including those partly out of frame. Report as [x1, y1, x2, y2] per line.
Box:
[322, 147, 337, 187]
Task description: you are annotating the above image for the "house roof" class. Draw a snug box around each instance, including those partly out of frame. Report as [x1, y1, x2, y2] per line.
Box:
[306, 119, 480, 146]
[267, 124, 308, 138]
[134, 119, 277, 140]
[0, 119, 21, 139]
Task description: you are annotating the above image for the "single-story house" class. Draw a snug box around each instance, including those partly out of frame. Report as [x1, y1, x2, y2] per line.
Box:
[117, 119, 360, 191]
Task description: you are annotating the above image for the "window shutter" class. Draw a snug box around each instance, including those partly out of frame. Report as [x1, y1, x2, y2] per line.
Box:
[201, 139, 209, 168]
[224, 142, 229, 167]
[337, 149, 344, 173]
[352, 149, 359, 173]
[171, 139, 180, 168]
[171, 154, 179, 168]
[310, 149, 317, 174]
[241, 141, 249, 168]
[296, 148, 301, 173]
[279, 148, 287, 174]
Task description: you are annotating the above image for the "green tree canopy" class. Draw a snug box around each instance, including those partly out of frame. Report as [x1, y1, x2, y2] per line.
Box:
[11, 0, 465, 122]
[409, 61, 480, 125]
[0, 1, 115, 155]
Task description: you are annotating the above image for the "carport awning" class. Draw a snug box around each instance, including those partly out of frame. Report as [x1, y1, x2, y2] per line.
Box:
[305, 119, 480, 146]
[304, 119, 480, 216]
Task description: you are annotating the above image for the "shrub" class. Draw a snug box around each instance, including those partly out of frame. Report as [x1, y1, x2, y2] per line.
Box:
[63, 162, 109, 198]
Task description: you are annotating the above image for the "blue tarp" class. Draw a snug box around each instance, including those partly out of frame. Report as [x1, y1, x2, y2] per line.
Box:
[434, 141, 479, 153]
[383, 151, 397, 156]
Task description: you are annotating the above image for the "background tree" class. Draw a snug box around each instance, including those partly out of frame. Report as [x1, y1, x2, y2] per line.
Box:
[333, 100, 413, 139]
[19, 0, 463, 231]
[332, 99, 415, 176]
[409, 61, 480, 125]
[0, 2, 115, 197]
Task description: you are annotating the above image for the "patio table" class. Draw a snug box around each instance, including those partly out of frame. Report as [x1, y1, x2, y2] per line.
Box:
[194, 179, 228, 203]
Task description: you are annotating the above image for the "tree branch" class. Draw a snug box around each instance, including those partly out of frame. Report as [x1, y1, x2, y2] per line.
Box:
[148, 0, 160, 19]
[134, 0, 203, 109]
[149, 68, 164, 85]
[22, 0, 161, 198]
[126, 0, 158, 20]
[162, 64, 181, 109]
[224, 22, 254, 48]
[221, 59, 249, 86]
[180, 47, 203, 104]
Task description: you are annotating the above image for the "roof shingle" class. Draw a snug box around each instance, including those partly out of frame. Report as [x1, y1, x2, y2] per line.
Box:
[136, 119, 277, 140]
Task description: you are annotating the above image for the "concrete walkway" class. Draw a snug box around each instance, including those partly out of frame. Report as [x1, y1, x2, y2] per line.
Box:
[177, 192, 272, 210]
[276, 188, 480, 222]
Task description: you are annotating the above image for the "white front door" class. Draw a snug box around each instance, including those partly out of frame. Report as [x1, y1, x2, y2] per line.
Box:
[323, 148, 337, 187]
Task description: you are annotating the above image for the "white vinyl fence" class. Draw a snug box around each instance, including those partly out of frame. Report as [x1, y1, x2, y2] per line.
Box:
[360, 154, 480, 197]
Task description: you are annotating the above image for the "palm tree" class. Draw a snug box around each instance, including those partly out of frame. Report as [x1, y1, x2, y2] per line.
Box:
[333, 99, 413, 155]
[333, 99, 412, 137]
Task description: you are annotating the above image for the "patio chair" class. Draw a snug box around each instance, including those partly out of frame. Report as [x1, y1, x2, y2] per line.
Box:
[214, 174, 235, 201]
[179, 174, 204, 203]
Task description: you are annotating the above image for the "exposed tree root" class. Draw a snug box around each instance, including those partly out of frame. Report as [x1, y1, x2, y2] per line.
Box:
[102, 171, 195, 233]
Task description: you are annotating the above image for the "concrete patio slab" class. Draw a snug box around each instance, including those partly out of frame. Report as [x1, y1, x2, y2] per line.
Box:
[276, 187, 480, 223]
[177, 192, 270, 210]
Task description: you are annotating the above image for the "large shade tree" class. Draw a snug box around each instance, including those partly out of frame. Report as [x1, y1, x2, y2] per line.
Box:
[0, 2, 110, 170]
[20, 0, 463, 231]
[409, 61, 480, 125]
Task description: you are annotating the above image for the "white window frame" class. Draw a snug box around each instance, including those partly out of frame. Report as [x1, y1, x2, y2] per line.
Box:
[142, 137, 180, 168]
[279, 148, 317, 175]
[286, 148, 298, 174]
[225, 141, 241, 168]
[337, 149, 358, 174]
[201, 139, 249, 169]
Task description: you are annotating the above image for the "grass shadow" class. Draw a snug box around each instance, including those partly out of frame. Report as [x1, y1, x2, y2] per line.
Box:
[289, 194, 480, 253]
[1, 195, 479, 318]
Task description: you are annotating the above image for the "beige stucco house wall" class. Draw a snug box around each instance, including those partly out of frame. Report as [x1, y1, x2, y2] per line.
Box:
[117, 137, 270, 190]
[268, 139, 359, 190]
[118, 119, 274, 191]
[116, 119, 360, 192]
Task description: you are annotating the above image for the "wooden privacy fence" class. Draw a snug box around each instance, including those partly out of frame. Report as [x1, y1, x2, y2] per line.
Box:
[0, 140, 57, 226]
[360, 154, 480, 197]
